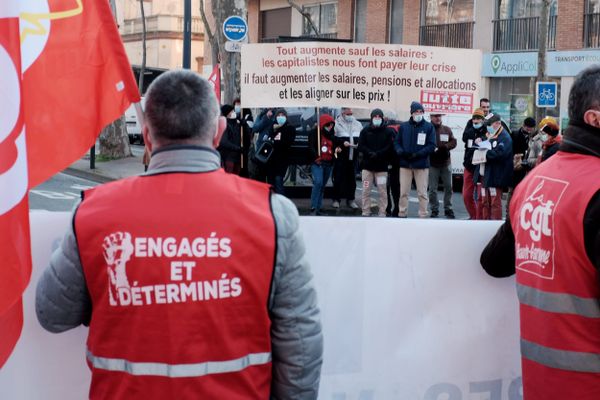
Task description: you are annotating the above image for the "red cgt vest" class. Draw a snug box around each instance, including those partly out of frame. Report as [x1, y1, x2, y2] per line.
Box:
[75, 169, 276, 400]
[509, 151, 600, 400]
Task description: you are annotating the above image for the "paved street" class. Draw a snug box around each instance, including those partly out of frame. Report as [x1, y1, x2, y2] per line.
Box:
[29, 173, 97, 212]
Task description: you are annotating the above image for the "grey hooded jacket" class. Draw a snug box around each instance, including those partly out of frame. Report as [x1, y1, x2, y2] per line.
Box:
[35, 145, 323, 399]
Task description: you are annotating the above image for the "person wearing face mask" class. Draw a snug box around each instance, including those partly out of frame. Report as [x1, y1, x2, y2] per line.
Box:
[480, 64, 600, 400]
[308, 114, 336, 215]
[332, 107, 363, 210]
[473, 113, 513, 220]
[428, 113, 457, 219]
[265, 108, 296, 196]
[462, 108, 488, 219]
[357, 109, 394, 217]
[510, 117, 537, 187]
[217, 104, 243, 174]
[394, 101, 437, 218]
[537, 116, 561, 164]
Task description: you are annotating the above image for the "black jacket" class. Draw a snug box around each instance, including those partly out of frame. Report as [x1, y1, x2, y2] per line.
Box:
[462, 122, 487, 172]
[268, 123, 296, 172]
[480, 123, 600, 285]
[357, 124, 394, 172]
[217, 119, 242, 162]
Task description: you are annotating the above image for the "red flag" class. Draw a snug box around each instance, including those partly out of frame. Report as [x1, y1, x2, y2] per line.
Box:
[208, 63, 221, 104]
[0, 0, 139, 368]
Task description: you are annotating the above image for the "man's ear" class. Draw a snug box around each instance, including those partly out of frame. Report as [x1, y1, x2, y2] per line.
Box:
[213, 116, 226, 148]
[143, 125, 152, 153]
[583, 109, 600, 128]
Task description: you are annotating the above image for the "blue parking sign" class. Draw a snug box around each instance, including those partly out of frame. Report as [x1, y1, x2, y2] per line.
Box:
[222, 16, 248, 42]
[536, 82, 557, 108]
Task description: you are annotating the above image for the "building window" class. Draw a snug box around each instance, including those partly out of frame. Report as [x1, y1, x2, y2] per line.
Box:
[389, 0, 404, 44]
[303, 2, 338, 37]
[585, 0, 600, 47]
[354, 0, 367, 43]
[493, 0, 557, 51]
[419, 0, 474, 48]
[260, 8, 292, 42]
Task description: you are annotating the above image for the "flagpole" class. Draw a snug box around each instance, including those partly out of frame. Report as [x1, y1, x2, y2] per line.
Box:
[317, 107, 321, 157]
[240, 108, 244, 169]
[183, 0, 191, 69]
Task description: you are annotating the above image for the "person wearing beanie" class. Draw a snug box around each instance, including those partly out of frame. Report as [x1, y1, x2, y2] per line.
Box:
[264, 108, 296, 196]
[308, 114, 336, 215]
[394, 101, 437, 218]
[472, 113, 513, 220]
[357, 109, 394, 216]
[428, 113, 457, 218]
[510, 116, 537, 186]
[461, 107, 488, 219]
[538, 116, 561, 163]
[217, 104, 243, 174]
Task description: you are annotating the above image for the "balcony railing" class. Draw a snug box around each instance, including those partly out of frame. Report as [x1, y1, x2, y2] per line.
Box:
[260, 33, 338, 43]
[584, 13, 600, 48]
[121, 15, 203, 36]
[493, 15, 556, 52]
[419, 22, 474, 48]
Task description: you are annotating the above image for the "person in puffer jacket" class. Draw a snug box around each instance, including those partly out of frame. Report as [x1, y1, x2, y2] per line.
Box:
[357, 108, 394, 217]
[308, 114, 336, 215]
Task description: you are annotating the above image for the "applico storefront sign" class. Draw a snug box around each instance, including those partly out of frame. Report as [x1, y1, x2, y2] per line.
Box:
[482, 52, 537, 77]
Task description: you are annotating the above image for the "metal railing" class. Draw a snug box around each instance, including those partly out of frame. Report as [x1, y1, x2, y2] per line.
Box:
[260, 33, 338, 43]
[493, 15, 556, 52]
[419, 22, 474, 48]
[584, 13, 600, 48]
[121, 15, 203, 36]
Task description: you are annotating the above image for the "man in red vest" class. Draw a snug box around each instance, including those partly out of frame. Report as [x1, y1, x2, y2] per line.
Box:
[480, 66, 600, 399]
[35, 70, 323, 399]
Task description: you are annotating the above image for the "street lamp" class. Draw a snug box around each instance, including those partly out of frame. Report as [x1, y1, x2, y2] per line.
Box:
[183, 0, 191, 69]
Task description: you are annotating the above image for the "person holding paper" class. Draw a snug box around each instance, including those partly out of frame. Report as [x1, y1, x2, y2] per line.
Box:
[473, 113, 513, 220]
[357, 108, 394, 217]
[428, 113, 457, 218]
[333, 108, 362, 210]
[461, 108, 487, 219]
[394, 101, 437, 218]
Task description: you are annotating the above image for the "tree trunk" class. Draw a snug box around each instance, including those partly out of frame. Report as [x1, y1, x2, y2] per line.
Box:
[535, 1, 550, 124]
[100, 0, 132, 159]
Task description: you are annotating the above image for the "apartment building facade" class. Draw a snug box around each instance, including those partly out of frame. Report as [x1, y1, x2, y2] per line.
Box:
[116, 0, 205, 77]
[248, 0, 600, 129]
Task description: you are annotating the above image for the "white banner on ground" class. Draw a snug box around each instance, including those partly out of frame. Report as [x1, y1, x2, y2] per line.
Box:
[241, 42, 482, 113]
[0, 213, 520, 399]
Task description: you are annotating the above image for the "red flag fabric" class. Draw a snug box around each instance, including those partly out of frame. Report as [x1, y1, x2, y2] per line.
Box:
[208, 63, 221, 104]
[0, 0, 139, 368]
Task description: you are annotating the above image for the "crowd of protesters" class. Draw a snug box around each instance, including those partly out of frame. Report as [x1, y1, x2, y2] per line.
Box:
[216, 97, 563, 220]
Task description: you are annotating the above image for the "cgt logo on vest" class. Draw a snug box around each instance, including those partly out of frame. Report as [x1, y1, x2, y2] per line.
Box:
[516, 177, 569, 279]
[102, 231, 242, 307]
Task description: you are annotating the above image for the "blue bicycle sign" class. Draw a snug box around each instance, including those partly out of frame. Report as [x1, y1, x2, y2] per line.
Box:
[536, 82, 557, 108]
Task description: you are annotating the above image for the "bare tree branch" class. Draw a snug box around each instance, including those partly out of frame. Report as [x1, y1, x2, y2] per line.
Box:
[199, 0, 215, 45]
[287, 0, 320, 36]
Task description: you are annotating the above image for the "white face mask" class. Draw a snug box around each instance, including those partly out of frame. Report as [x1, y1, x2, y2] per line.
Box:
[540, 134, 548, 142]
[372, 118, 382, 127]
[413, 114, 423, 123]
[343, 114, 354, 123]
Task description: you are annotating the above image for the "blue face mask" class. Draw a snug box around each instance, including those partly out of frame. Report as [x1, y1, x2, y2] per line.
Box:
[487, 125, 497, 135]
[276, 116, 287, 125]
[473, 122, 483, 129]
[372, 118, 382, 127]
[413, 114, 423, 123]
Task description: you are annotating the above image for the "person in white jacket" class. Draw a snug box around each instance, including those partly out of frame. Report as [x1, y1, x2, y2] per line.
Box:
[332, 108, 363, 209]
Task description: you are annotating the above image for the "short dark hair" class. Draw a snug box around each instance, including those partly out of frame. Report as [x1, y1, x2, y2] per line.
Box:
[145, 70, 219, 142]
[568, 65, 600, 122]
[480, 98, 490, 105]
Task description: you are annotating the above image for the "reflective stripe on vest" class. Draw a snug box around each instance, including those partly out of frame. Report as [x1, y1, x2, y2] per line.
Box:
[86, 350, 272, 378]
[517, 283, 600, 318]
[521, 339, 600, 373]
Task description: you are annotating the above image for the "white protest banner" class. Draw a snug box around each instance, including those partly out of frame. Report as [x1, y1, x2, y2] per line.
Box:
[0, 213, 520, 399]
[241, 42, 482, 113]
